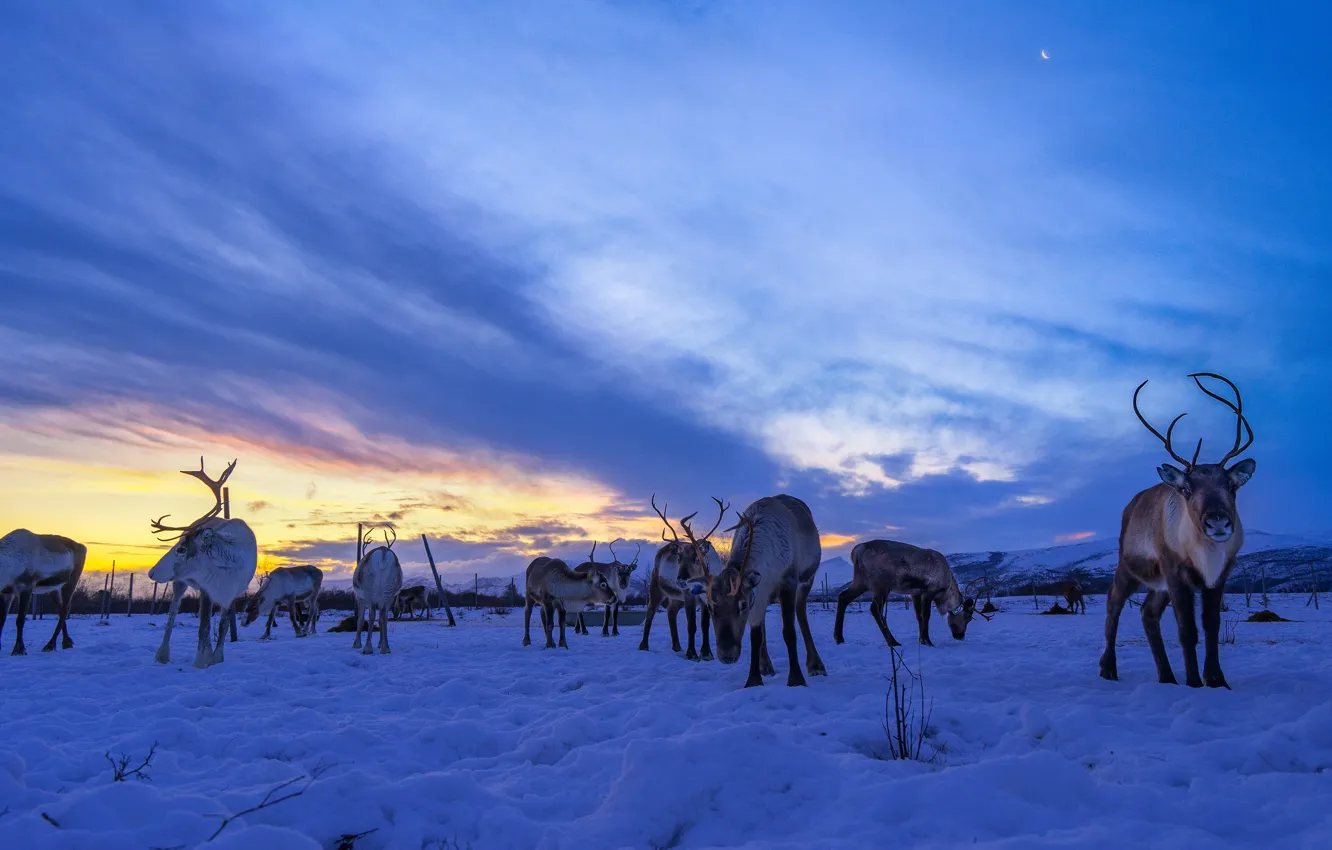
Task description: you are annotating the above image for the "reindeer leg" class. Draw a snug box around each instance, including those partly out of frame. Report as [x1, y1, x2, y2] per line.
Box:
[916, 593, 936, 646]
[684, 598, 699, 660]
[212, 603, 232, 665]
[557, 606, 569, 649]
[361, 604, 376, 655]
[353, 600, 364, 649]
[1141, 589, 1176, 685]
[1167, 576, 1202, 688]
[379, 604, 391, 654]
[666, 601, 683, 653]
[0, 593, 8, 648]
[612, 602, 620, 636]
[700, 604, 713, 660]
[833, 579, 866, 644]
[523, 598, 535, 646]
[744, 624, 765, 688]
[193, 592, 213, 669]
[639, 584, 662, 651]
[601, 604, 611, 637]
[1099, 568, 1140, 681]
[10, 589, 31, 655]
[42, 589, 67, 652]
[1201, 585, 1229, 689]
[758, 623, 776, 677]
[779, 584, 806, 687]
[155, 582, 185, 664]
[262, 607, 275, 640]
[795, 580, 825, 676]
[543, 601, 557, 648]
[870, 594, 901, 647]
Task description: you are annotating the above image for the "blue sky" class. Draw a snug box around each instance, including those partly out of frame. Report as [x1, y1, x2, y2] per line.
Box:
[1, 1, 1329, 576]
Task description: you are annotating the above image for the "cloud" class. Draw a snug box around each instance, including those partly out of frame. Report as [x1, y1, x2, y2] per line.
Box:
[1055, 531, 1096, 544]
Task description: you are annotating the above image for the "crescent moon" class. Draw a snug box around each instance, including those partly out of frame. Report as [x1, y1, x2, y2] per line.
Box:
[1041, 49, 1050, 59]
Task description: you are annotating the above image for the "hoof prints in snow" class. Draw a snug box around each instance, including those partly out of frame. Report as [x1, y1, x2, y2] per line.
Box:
[0, 598, 1329, 848]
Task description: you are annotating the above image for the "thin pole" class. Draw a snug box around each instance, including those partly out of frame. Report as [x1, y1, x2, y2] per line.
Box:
[421, 535, 457, 626]
[127, 573, 135, 616]
[1308, 560, 1320, 610]
[151, 581, 159, 615]
[106, 561, 117, 622]
[474, 573, 479, 610]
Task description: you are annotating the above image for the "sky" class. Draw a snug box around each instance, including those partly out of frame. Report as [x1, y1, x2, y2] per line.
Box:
[2, 1, 1329, 581]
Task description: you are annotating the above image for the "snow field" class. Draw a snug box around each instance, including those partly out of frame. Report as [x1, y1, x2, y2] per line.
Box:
[0, 595, 1329, 849]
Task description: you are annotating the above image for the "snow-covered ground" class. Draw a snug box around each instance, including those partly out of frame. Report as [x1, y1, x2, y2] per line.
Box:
[2, 595, 1329, 849]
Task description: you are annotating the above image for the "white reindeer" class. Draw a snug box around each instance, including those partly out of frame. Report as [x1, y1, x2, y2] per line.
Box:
[0, 530, 87, 655]
[147, 458, 258, 669]
[243, 564, 323, 639]
[353, 528, 403, 655]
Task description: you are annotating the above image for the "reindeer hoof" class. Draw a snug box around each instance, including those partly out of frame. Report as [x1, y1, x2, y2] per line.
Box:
[807, 660, 827, 677]
[786, 674, 808, 687]
[1206, 676, 1231, 690]
[523, 637, 532, 646]
[685, 650, 699, 661]
[1185, 676, 1203, 689]
[918, 639, 933, 647]
[154, 649, 171, 665]
[379, 647, 391, 655]
[42, 643, 57, 653]
[833, 634, 845, 645]
[671, 644, 683, 653]
[744, 675, 764, 688]
[62, 638, 74, 650]
[612, 629, 620, 636]
[638, 642, 650, 651]
[701, 651, 714, 661]
[11, 646, 26, 656]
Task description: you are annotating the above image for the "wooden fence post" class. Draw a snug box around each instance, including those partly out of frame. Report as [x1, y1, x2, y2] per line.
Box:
[150, 581, 159, 616]
[126, 573, 134, 616]
[1308, 560, 1321, 610]
[421, 534, 457, 627]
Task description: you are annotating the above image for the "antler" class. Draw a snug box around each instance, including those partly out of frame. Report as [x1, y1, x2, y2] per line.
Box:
[149, 457, 238, 540]
[588, 541, 599, 564]
[727, 512, 757, 595]
[631, 541, 641, 566]
[680, 497, 731, 578]
[1132, 380, 1193, 468]
[650, 494, 680, 545]
[1188, 372, 1254, 466]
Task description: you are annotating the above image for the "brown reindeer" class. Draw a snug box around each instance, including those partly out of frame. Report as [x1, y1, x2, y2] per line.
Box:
[523, 556, 618, 648]
[833, 539, 992, 647]
[393, 585, 431, 620]
[0, 531, 87, 655]
[639, 495, 726, 660]
[1062, 578, 1086, 614]
[1099, 373, 1256, 688]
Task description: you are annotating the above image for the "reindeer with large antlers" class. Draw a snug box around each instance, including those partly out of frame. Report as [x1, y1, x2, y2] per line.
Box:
[1100, 373, 1256, 688]
[353, 526, 403, 655]
[697, 495, 826, 688]
[834, 539, 993, 647]
[639, 495, 726, 660]
[147, 458, 257, 668]
[523, 552, 619, 649]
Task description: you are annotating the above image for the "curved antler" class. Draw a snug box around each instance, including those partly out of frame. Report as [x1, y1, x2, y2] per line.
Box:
[650, 494, 680, 545]
[149, 457, 238, 540]
[631, 541, 641, 566]
[680, 497, 730, 582]
[1188, 372, 1254, 466]
[728, 512, 757, 595]
[588, 541, 599, 564]
[1132, 380, 1193, 468]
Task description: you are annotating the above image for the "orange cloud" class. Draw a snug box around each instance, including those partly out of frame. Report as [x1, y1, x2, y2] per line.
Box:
[819, 532, 859, 549]
[1055, 531, 1095, 544]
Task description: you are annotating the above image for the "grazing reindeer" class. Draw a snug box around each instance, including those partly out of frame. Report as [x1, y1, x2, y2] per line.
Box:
[1100, 373, 1256, 689]
[353, 528, 403, 655]
[0, 530, 87, 655]
[393, 585, 431, 620]
[702, 495, 826, 688]
[148, 458, 257, 668]
[834, 539, 992, 647]
[573, 539, 643, 636]
[1062, 578, 1087, 614]
[640, 495, 724, 660]
[244, 565, 323, 638]
[523, 555, 618, 648]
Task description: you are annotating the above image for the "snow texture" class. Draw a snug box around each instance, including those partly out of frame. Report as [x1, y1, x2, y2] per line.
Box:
[1, 596, 1328, 849]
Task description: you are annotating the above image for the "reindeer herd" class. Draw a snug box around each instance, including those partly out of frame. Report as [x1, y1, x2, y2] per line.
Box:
[0, 373, 1260, 690]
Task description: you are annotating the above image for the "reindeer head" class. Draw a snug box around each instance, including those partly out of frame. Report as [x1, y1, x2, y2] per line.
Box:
[607, 538, 641, 597]
[944, 576, 993, 640]
[147, 458, 244, 584]
[650, 494, 728, 600]
[705, 511, 762, 665]
[1134, 372, 1256, 545]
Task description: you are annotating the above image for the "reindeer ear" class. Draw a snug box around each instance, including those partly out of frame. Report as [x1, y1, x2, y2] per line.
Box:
[1227, 458, 1255, 488]
[742, 571, 762, 591]
[1157, 463, 1188, 490]
[963, 597, 975, 611]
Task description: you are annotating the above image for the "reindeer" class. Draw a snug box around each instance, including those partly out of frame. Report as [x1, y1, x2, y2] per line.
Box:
[243, 565, 323, 638]
[147, 458, 258, 668]
[570, 542, 608, 636]
[393, 585, 432, 620]
[523, 555, 618, 648]
[1100, 373, 1256, 689]
[833, 539, 992, 647]
[639, 495, 724, 660]
[572, 539, 642, 636]
[1062, 577, 1087, 614]
[693, 495, 826, 688]
[0, 531, 87, 655]
[353, 527, 403, 655]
